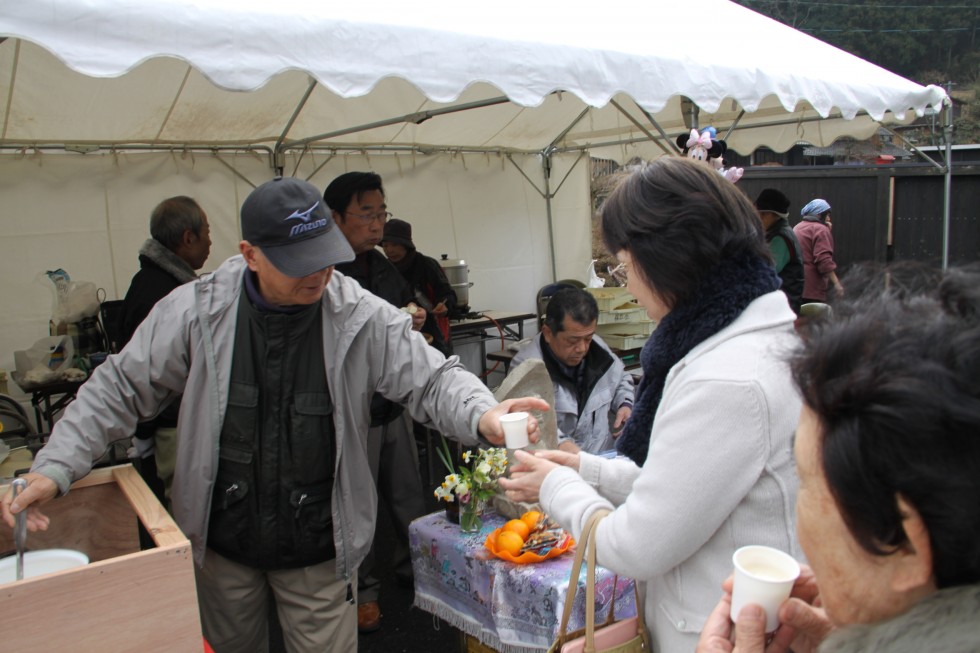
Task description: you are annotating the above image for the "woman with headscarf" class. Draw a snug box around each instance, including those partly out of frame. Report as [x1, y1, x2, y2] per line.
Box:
[499, 157, 802, 652]
[793, 199, 843, 304]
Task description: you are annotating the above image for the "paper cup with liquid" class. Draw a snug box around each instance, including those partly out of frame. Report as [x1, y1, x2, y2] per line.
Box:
[499, 411, 530, 449]
[730, 545, 801, 632]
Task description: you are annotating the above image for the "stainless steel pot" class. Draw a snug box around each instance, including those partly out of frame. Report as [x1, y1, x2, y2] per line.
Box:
[439, 255, 473, 308]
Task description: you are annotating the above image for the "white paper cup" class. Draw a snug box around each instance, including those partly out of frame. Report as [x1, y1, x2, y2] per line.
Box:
[499, 411, 530, 449]
[730, 545, 801, 632]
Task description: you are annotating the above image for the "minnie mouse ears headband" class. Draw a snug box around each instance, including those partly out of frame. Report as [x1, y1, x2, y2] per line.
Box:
[676, 127, 728, 160]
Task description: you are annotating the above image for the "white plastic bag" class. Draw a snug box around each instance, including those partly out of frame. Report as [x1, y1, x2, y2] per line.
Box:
[586, 260, 606, 288]
[13, 335, 75, 388]
[43, 269, 100, 324]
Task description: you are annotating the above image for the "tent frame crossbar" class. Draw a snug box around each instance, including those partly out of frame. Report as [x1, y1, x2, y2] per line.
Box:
[0, 142, 551, 159]
[279, 96, 514, 150]
[609, 99, 676, 157]
[878, 124, 946, 173]
[276, 78, 319, 161]
[507, 149, 589, 282]
[549, 108, 897, 156]
[2, 95, 953, 274]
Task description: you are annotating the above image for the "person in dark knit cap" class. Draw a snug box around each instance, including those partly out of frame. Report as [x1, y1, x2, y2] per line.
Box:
[755, 188, 804, 314]
[381, 217, 457, 354]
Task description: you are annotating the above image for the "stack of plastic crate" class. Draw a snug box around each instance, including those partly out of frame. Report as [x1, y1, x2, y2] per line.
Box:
[586, 287, 656, 350]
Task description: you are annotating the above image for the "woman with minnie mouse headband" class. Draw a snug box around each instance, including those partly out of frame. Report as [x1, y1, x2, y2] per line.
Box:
[677, 126, 744, 183]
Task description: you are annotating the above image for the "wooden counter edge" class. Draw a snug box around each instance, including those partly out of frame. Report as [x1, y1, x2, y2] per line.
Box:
[2, 464, 189, 550]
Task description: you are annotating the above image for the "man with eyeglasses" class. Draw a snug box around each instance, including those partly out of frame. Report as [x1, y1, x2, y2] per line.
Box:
[324, 171, 427, 634]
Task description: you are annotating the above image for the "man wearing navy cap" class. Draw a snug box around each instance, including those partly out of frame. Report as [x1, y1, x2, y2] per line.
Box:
[3, 177, 547, 652]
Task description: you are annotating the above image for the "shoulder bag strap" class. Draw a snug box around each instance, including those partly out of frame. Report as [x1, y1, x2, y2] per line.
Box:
[776, 232, 800, 264]
[585, 511, 601, 652]
[554, 508, 608, 647]
[585, 512, 649, 653]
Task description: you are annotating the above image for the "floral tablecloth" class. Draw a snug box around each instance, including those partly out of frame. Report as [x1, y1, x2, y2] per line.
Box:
[410, 510, 637, 653]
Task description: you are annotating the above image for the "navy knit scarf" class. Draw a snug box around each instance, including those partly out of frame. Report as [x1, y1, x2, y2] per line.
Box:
[615, 252, 781, 465]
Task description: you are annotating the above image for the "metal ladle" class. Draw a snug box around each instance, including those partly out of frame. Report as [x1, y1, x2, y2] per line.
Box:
[11, 478, 27, 581]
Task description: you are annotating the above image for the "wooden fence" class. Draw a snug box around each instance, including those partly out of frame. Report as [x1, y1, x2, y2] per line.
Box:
[736, 164, 979, 269]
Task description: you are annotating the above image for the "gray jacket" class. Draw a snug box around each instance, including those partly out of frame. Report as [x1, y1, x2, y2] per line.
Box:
[511, 333, 633, 453]
[32, 255, 495, 576]
[821, 584, 980, 653]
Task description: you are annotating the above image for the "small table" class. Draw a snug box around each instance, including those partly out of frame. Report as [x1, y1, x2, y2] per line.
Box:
[410, 510, 637, 653]
[485, 349, 517, 375]
[11, 372, 86, 433]
[450, 311, 537, 379]
[450, 311, 536, 341]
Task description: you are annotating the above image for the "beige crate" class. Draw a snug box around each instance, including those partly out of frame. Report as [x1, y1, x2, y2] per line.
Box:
[596, 321, 657, 337]
[0, 465, 203, 652]
[597, 304, 649, 324]
[601, 333, 651, 349]
[585, 287, 635, 311]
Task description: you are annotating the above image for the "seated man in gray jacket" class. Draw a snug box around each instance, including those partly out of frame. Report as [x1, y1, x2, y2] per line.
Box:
[511, 287, 633, 454]
[2, 177, 547, 653]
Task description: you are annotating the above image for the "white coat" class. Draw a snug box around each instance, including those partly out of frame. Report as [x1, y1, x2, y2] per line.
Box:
[540, 291, 803, 653]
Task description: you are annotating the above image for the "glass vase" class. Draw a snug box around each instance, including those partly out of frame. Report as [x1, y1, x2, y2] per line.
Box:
[458, 497, 485, 533]
[444, 500, 460, 524]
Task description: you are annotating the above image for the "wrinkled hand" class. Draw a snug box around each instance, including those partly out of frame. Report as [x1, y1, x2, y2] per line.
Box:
[497, 448, 580, 504]
[1, 472, 57, 532]
[612, 406, 632, 435]
[696, 591, 736, 653]
[697, 592, 779, 653]
[478, 397, 549, 446]
[698, 567, 829, 653]
[773, 566, 832, 653]
[697, 591, 795, 653]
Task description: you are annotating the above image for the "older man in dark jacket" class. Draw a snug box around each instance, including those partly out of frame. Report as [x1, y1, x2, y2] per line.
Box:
[120, 196, 211, 509]
[326, 171, 428, 634]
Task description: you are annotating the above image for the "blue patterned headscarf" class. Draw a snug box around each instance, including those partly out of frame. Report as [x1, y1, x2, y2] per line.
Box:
[801, 199, 831, 217]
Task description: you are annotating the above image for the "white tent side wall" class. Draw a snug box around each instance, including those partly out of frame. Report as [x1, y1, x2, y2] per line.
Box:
[0, 151, 591, 391]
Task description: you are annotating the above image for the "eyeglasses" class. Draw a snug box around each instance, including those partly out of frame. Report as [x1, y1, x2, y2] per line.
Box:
[608, 262, 629, 286]
[346, 210, 393, 224]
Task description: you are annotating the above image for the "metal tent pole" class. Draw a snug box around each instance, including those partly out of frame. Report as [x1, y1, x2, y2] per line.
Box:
[942, 94, 953, 271]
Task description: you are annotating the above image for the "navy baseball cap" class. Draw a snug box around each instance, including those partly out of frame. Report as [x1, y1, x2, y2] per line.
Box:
[241, 177, 354, 277]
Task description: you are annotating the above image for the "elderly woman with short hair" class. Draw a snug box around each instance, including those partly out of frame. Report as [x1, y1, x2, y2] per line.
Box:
[499, 156, 802, 652]
[698, 265, 980, 653]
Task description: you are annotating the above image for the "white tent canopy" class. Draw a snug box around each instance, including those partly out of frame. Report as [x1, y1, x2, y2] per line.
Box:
[2, 0, 946, 158]
[0, 0, 948, 386]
